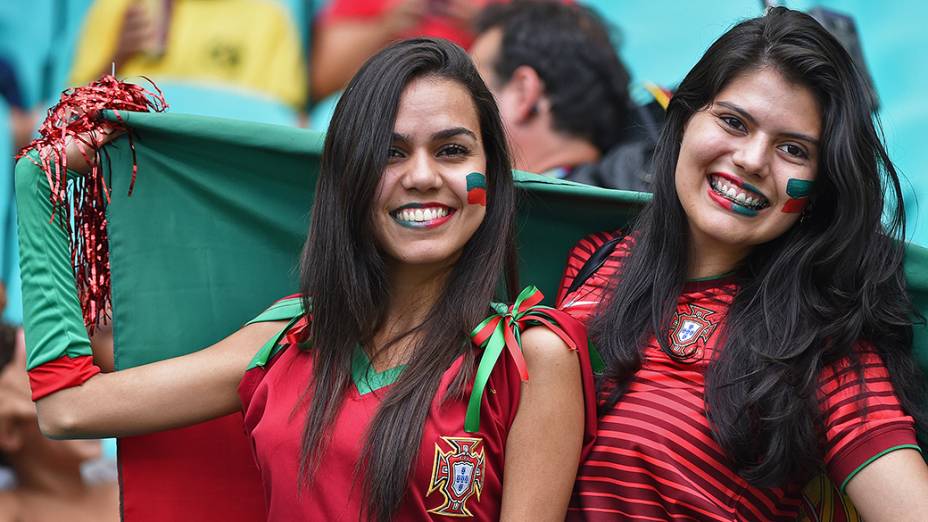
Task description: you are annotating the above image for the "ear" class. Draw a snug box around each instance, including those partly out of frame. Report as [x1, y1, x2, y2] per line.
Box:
[507, 65, 546, 123]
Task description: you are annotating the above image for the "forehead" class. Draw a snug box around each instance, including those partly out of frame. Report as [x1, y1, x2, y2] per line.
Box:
[393, 76, 481, 138]
[713, 67, 822, 138]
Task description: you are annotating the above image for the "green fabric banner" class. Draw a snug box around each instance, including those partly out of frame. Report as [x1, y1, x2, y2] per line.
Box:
[98, 111, 646, 368]
[14, 110, 928, 519]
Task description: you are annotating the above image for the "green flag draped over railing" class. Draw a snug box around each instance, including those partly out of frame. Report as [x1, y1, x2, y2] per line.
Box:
[15, 111, 928, 520]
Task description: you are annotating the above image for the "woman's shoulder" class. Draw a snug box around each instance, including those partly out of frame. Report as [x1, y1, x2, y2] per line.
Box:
[466, 288, 595, 437]
[557, 229, 632, 317]
[243, 295, 309, 370]
[238, 296, 312, 411]
[564, 229, 631, 271]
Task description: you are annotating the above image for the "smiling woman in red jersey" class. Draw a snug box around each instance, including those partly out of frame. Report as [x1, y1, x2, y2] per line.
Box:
[20, 38, 595, 522]
[557, 7, 928, 522]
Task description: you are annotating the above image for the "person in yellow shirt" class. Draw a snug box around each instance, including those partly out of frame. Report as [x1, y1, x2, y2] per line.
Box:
[69, 0, 307, 110]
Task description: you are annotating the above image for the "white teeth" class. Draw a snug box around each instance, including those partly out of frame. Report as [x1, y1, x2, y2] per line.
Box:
[395, 207, 450, 222]
[710, 175, 768, 209]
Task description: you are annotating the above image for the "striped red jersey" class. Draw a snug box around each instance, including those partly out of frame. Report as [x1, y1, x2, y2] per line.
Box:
[558, 230, 919, 521]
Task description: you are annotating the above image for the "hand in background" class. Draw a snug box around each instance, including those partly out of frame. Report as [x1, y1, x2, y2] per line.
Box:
[64, 121, 124, 173]
[113, 3, 156, 67]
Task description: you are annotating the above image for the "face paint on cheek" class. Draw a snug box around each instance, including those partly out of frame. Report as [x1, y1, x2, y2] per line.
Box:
[466, 172, 487, 206]
[781, 178, 814, 213]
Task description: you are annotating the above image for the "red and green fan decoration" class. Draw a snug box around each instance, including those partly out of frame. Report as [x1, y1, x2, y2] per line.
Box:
[16, 75, 167, 332]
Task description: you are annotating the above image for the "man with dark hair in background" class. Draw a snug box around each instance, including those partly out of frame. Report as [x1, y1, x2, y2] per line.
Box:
[470, 1, 655, 192]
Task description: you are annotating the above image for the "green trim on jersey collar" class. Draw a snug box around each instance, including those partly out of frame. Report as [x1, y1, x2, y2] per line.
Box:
[351, 346, 405, 395]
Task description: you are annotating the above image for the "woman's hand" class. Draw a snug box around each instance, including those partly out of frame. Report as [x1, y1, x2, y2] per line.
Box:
[64, 122, 123, 174]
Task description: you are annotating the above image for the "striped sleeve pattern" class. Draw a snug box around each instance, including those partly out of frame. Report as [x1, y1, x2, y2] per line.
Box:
[818, 346, 919, 490]
[556, 230, 630, 323]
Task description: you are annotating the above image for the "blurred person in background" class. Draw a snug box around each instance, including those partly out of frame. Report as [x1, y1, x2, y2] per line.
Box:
[0, 59, 38, 152]
[310, 0, 491, 102]
[0, 324, 117, 522]
[69, 0, 307, 112]
[470, 1, 654, 192]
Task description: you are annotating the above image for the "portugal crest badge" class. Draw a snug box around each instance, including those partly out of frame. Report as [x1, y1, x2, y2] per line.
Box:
[427, 436, 485, 517]
[668, 304, 718, 361]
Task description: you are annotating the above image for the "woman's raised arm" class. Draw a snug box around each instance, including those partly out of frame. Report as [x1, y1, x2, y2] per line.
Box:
[36, 319, 286, 439]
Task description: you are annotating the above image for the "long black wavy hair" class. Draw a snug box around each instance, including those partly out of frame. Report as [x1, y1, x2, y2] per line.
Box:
[298, 38, 518, 520]
[590, 7, 928, 486]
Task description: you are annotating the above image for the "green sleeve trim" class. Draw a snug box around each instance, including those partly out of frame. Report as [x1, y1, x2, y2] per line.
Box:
[245, 314, 302, 371]
[245, 297, 303, 325]
[839, 444, 922, 492]
[243, 298, 306, 371]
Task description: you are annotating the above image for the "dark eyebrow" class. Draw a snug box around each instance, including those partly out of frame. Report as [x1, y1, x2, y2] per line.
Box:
[432, 127, 478, 141]
[391, 128, 478, 143]
[715, 101, 819, 146]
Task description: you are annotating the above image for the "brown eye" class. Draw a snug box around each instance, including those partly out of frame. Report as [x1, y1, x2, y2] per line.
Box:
[721, 115, 747, 132]
[778, 143, 809, 159]
[437, 144, 470, 157]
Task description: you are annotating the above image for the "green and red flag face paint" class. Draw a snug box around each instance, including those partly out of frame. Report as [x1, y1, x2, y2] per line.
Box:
[466, 172, 487, 206]
[782, 178, 813, 213]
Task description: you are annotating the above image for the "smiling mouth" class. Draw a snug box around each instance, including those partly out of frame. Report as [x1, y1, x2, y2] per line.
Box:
[390, 203, 455, 229]
[708, 173, 770, 211]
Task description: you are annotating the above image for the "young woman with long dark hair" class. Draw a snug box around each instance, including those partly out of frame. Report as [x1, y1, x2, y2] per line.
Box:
[557, 7, 928, 521]
[19, 38, 593, 521]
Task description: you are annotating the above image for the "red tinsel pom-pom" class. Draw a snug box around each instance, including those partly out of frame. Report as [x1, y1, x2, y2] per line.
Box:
[17, 75, 168, 333]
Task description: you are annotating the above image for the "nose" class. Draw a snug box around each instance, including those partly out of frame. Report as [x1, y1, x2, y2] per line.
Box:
[400, 150, 443, 192]
[731, 134, 771, 178]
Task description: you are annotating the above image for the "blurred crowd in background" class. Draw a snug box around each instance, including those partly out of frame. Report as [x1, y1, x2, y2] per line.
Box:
[0, 0, 926, 518]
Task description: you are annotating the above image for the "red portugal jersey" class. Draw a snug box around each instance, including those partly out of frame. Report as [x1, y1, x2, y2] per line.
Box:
[557, 231, 920, 521]
[238, 295, 595, 520]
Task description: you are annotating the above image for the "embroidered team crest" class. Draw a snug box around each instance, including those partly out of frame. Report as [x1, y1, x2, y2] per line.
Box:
[427, 436, 485, 517]
[668, 304, 718, 361]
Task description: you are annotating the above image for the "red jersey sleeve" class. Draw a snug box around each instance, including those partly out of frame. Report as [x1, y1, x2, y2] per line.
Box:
[818, 343, 920, 491]
[556, 230, 630, 324]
